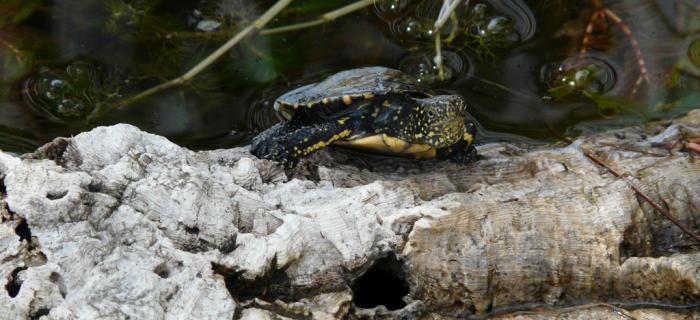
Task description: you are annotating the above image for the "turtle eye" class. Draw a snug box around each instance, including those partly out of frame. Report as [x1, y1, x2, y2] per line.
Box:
[426, 109, 436, 118]
[465, 122, 477, 134]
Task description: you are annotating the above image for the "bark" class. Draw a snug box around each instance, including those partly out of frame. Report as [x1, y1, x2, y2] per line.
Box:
[1, 110, 699, 319]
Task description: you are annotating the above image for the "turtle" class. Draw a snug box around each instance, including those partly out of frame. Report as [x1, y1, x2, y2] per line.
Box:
[250, 67, 478, 169]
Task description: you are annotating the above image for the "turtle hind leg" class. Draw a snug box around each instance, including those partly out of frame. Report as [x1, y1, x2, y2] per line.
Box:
[256, 118, 354, 169]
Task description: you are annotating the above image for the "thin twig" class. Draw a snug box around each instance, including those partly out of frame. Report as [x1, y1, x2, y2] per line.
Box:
[471, 75, 539, 100]
[578, 7, 650, 96]
[433, 0, 464, 80]
[578, 10, 605, 57]
[434, 0, 463, 30]
[435, 33, 443, 80]
[562, 136, 700, 242]
[602, 9, 649, 83]
[502, 303, 638, 320]
[260, 0, 373, 35]
[0, 37, 25, 63]
[114, 0, 294, 110]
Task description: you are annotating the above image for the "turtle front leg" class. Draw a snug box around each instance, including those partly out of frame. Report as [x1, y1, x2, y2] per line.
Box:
[438, 141, 478, 164]
[250, 121, 299, 160]
[253, 118, 354, 169]
[437, 121, 478, 164]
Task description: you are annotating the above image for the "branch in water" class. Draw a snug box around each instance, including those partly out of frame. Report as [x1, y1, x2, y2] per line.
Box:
[260, 0, 373, 35]
[110, 0, 294, 113]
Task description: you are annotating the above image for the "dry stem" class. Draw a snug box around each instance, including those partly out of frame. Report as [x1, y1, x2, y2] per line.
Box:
[566, 136, 700, 242]
[579, 6, 650, 97]
[260, 0, 373, 35]
[433, 0, 466, 80]
[113, 0, 294, 110]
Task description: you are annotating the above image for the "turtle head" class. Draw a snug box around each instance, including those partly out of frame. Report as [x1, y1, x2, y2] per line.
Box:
[414, 95, 471, 148]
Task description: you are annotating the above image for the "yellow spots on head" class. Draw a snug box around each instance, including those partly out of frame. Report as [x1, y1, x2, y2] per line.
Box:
[463, 131, 474, 145]
[342, 95, 353, 105]
[383, 100, 391, 107]
[322, 98, 330, 104]
[363, 93, 374, 99]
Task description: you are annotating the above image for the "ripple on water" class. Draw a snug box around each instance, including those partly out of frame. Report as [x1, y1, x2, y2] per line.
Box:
[399, 50, 470, 85]
[486, 0, 536, 43]
[688, 36, 700, 69]
[465, 0, 536, 47]
[22, 60, 100, 122]
[540, 55, 621, 97]
[373, 0, 411, 18]
[383, 0, 535, 50]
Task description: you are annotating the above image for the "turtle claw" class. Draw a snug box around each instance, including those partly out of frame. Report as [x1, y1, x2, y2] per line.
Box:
[251, 139, 298, 167]
[450, 145, 479, 164]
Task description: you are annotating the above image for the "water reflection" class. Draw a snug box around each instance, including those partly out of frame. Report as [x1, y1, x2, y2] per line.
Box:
[0, 0, 698, 152]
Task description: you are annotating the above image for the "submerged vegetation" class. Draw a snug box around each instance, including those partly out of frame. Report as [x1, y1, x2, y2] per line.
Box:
[0, 0, 699, 151]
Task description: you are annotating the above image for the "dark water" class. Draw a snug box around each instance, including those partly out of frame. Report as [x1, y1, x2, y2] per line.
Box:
[0, 0, 699, 152]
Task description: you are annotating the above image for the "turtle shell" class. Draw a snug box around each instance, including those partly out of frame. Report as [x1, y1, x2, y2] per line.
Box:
[274, 67, 429, 119]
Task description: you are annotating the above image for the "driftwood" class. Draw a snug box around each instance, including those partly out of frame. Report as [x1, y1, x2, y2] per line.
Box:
[1, 110, 699, 319]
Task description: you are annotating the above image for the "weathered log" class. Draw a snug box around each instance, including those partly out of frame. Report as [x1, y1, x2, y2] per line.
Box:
[1, 110, 699, 319]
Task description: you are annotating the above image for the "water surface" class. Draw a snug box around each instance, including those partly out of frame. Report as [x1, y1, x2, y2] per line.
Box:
[0, 0, 698, 152]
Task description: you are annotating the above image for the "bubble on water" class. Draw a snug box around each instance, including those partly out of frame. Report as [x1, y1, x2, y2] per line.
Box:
[49, 79, 66, 89]
[476, 16, 519, 46]
[540, 55, 620, 98]
[66, 61, 98, 79]
[468, 0, 536, 46]
[374, 0, 410, 15]
[392, 17, 432, 41]
[399, 50, 468, 85]
[56, 98, 87, 119]
[469, 3, 489, 22]
[491, 0, 536, 42]
[22, 60, 101, 122]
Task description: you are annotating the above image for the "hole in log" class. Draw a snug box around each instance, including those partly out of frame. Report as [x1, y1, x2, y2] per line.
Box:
[15, 218, 32, 243]
[351, 253, 409, 310]
[184, 226, 200, 235]
[49, 272, 67, 298]
[154, 263, 170, 278]
[29, 308, 51, 320]
[218, 234, 238, 254]
[211, 261, 293, 302]
[5, 267, 28, 298]
[46, 190, 68, 200]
